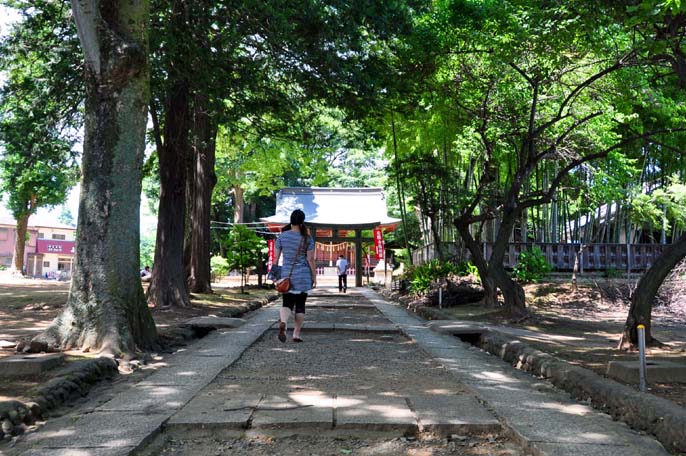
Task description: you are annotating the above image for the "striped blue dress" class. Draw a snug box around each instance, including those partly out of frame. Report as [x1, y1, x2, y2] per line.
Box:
[276, 230, 315, 293]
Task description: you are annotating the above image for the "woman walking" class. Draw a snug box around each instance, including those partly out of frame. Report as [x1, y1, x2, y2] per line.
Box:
[273, 209, 316, 342]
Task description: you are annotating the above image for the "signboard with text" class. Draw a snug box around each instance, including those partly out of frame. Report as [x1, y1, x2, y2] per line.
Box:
[36, 239, 75, 255]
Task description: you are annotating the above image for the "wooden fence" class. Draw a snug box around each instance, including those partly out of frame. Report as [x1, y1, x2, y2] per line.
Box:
[413, 242, 667, 272]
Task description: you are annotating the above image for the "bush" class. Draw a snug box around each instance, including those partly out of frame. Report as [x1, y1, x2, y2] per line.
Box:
[407, 259, 459, 293]
[455, 260, 479, 278]
[604, 267, 622, 279]
[512, 247, 552, 283]
[210, 255, 230, 279]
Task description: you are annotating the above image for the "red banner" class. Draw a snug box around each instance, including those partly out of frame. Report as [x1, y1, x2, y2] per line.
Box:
[267, 239, 275, 271]
[373, 228, 384, 259]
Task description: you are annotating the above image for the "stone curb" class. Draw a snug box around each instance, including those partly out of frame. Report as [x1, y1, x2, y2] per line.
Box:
[0, 357, 118, 442]
[0, 293, 278, 443]
[478, 331, 686, 454]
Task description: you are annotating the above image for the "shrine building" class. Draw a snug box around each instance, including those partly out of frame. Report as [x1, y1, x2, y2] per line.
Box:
[261, 187, 400, 287]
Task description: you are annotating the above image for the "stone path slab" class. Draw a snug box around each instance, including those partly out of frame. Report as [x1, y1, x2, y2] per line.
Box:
[410, 394, 500, 434]
[335, 395, 416, 432]
[167, 392, 260, 429]
[250, 393, 334, 429]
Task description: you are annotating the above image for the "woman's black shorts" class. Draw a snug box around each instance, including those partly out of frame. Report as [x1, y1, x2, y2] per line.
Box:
[282, 292, 307, 314]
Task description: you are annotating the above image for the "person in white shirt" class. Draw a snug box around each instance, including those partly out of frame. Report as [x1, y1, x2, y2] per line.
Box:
[335, 255, 348, 292]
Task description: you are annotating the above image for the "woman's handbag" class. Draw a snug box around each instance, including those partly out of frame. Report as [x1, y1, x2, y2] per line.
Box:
[275, 236, 305, 293]
[275, 277, 291, 293]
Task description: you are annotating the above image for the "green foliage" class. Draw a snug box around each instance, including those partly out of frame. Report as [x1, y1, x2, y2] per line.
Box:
[210, 255, 230, 279]
[139, 232, 156, 270]
[512, 248, 553, 283]
[630, 178, 686, 233]
[57, 206, 74, 226]
[224, 225, 267, 291]
[455, 261, 479, 278]
[604, 267, 622, 279]
[407, 259, 459, 293]
[0, 1, 81, 221]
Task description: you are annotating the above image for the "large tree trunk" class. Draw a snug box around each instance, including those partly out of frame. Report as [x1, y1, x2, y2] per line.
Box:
[11, 213, 30, 274]
[621, 232, 686, 348]
[187, 93, 217, 293]
[147, 78, 191, 307]
[32, 0, 157, 355]
[146, 0, 191, 308]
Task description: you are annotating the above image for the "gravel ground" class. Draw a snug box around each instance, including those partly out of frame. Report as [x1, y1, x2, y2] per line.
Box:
[156, 434, 522, 455]
[149, 304, 526, 455]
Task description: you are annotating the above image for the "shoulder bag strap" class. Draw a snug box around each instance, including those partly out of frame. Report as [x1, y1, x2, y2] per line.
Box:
[286, 236, 306, 279]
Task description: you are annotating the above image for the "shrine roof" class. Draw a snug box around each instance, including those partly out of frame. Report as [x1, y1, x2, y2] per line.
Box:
[260, 187, 400, 229]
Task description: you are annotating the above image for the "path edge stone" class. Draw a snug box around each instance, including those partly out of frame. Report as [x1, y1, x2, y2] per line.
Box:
[478, 330, 686, 454]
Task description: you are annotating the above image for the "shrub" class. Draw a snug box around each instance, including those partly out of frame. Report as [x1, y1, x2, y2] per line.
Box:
[407, 259, 459, 293]
[604, 267, 622, 279]
[210, 255, 230, 279]
[512, 247, 552, 283]
[455, 260, 479, 278]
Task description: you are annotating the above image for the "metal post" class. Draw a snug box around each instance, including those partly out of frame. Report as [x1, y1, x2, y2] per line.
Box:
[438, 287, 443, 309]
[637, 324, 647, 392]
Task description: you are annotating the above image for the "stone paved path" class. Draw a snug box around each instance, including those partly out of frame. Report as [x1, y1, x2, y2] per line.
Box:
[1, 288, 671, 456]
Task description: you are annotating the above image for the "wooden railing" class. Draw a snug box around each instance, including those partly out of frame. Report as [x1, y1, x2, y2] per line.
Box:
[413, 242, 667, 272]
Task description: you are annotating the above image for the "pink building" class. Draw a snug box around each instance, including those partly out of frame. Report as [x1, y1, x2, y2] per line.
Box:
[0, 216, 76, 278]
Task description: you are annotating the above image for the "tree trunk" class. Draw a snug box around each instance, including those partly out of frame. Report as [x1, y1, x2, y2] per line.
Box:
[488, 208, 527, 316]
[187, 93, 217, 294]
[147, 78, 191, 307]
[11, 213, 30, 274]
[146, 0, 192, 308]
[455, 217, 499, 308]
[233, 184, 245, 224]
[32, 0, 157, 355]
[621, 232, 686, 348]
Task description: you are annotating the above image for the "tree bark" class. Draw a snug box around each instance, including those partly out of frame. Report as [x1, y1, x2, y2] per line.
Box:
[147, 78, 191, 307]
[146, 0, 192, 307]
[188, 93, 217, 293]
[32, 0, 157, 355]
[621, 232, 686, 348]
[488, 207, 527, 317]
[233, 184, 245, 224]
[11, 213, 30, 274]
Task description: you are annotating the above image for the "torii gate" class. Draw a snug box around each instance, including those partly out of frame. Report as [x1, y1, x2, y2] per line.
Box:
[261, 187, 400, 287]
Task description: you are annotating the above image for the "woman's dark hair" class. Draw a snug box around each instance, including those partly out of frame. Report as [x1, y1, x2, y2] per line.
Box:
[282, 209, 308, 237]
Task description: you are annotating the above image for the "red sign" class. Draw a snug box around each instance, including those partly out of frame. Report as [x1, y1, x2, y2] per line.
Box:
[373, 228, 384, 260]
[36, 239, 75, 255]
[267, 239, 275, 271]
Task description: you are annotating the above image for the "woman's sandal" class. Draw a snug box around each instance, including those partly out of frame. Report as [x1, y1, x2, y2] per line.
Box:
[293, 337, 303, 343]
[278, 322, 287, 343]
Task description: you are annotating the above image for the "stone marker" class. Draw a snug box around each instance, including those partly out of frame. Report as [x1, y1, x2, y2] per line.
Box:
[0, 353, 65, 377]
[607, 359, 686, 383]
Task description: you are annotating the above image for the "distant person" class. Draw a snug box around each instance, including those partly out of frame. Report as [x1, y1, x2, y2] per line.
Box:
[336, 255, 348, 293]
[273, 209, 316, 343]
[140, 266, 151, 282]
